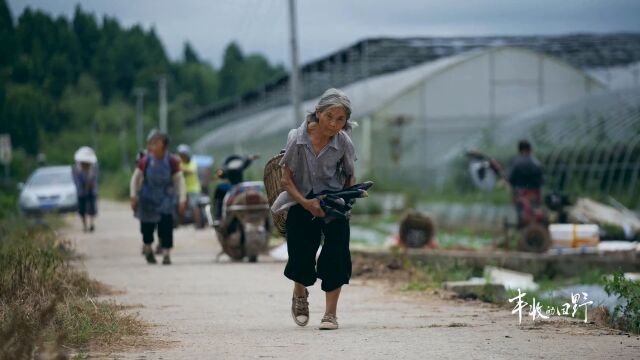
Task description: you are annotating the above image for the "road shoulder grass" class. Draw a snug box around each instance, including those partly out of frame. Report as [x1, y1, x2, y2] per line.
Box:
[0, 216, 148, 358]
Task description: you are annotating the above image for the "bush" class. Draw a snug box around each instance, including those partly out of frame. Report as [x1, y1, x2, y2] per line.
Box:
[99, 170, 132, 200]
[605, 271, 640, 334]
[0, 186, 17, 219]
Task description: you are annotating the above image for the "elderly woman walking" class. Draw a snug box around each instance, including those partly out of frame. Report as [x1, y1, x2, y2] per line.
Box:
[130, 132, 186, 265]
[278, 88, 357, 330]
[72, 146, 99, 232]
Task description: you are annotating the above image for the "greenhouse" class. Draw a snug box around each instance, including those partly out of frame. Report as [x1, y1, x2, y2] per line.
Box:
[194, 46, 605, 185]
[468, 87, 640, 208]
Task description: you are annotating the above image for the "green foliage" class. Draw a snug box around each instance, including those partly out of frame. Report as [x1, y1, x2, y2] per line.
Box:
[600, 223, 627, 240]
[219, 42, 244, 99]
[99, 170, 132, 200]
[0, 0, 17, 67]
[176, 62, 218, 106]
[1, 0, 284, 189]
[169, 92, 197, 143]
[0, 83, 55, 155]
[401, 260, 477, 290]
[59, 74, 102, 128]
[218, 42, 284, 99]
[0, 185, 17, 219]
[605, 272, 640, 334]
[8, 148, 38, 183]
[183, 42, 200, 64]
[240, 54, 285, 93]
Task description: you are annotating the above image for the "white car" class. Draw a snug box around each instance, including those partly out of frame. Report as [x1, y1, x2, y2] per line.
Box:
[18, 166, 78, 215]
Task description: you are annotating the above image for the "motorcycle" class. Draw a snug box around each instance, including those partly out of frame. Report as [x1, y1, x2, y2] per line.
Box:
[210, 154, 272, 262]
[177, 193, 211, 229]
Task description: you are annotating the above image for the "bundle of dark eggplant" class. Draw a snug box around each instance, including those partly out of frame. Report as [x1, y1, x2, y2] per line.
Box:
[307, 181, 374, 222]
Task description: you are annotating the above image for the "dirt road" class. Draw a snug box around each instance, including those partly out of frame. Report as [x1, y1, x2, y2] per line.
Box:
[64, 200, 639, 359]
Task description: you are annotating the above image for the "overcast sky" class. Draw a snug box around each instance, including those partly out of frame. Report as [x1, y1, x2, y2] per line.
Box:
[8, 0, 640, 68]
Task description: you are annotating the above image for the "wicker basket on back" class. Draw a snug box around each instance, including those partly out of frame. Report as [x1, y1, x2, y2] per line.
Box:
[263, 152, 287, 236]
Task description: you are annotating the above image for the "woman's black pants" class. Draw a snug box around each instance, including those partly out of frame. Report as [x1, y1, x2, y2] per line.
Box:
[284, 204, 351, 292]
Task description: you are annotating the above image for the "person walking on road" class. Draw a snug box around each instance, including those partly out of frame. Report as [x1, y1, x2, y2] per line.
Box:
[177, 144, 202, 227]
[72, 146, 99, 232]
[130, 132, 186, 265]
[278, 88, 357, 330]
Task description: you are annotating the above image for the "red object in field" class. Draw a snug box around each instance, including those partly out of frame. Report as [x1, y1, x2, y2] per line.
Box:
[513, 188, 547, 228]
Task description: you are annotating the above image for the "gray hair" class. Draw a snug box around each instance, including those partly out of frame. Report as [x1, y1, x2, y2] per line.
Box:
[147, 129, 170, 148]
[306, 88, 357, 132]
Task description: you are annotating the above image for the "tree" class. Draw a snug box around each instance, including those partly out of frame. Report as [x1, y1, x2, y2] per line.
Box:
[217, 42, 285, 101]
[168, 92, 197, 143]
[16, 8, 56, 84]
[1, 4, 287, 166]
[240, 54, 284, 94]
[52, 16, 82, 81]
[178, 62, 219, 106]
[0, 84, 54, 155]
[91, 16, 121, 100]
[59, 74, 102, 129]
[91, 41, 116, 101]
[183, 42, 200, 64]
[218, 42, 244, 99]
[46, 53, 73, 98]
[72, 5, 100, 69]
[92, 98, 135, 170]
[0, 0, 17, 67]
[11, 55, 31, 83]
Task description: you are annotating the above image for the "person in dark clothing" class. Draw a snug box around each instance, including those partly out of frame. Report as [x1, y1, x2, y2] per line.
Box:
[213, 154, 258, 221]
[507, 140, 544, 227]
[73, 161, 99, 232]
[508, 140, 543, 190]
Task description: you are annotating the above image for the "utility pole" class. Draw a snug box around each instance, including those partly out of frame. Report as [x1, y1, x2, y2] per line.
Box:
[91, 116, 97, 152]
[134, 88, 145, 151]
[158, 75, 168, 133]
[288, 0, 302, 127]
[120, 120, 129, 171]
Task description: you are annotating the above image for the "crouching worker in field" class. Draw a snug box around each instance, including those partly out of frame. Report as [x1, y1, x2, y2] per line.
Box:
[278, 88, 357, 330]
[130, 131, 186, 265]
